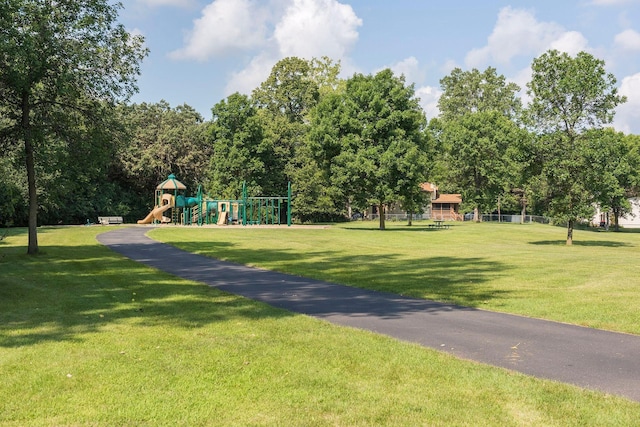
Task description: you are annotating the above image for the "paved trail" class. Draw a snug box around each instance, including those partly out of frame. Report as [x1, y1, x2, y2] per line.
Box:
[97, 227, 640, 402]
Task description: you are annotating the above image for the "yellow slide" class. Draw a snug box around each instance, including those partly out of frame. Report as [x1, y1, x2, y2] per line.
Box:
[137, 203, 172, 224]
[217, 210, 228, 225]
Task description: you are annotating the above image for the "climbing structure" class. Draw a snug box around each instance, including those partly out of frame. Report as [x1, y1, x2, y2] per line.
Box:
[138, 175, 292, 226]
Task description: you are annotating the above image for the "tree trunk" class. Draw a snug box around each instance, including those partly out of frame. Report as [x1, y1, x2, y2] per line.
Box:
[566, 219, 573, 246]
[379, 203, 386, 230]
[407, 211, 413, 226]
[613, 208, 620, 232]
[22, 91, 39, 255]
[473, 206, 480, 222]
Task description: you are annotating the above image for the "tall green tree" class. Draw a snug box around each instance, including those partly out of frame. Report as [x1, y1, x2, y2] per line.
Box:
[526, 50, 626, 244]
[116, 101, 209, 199]
[586, 129, 640, 231]
[253, 57, 320, 124]
[0, 149, 26, 226]
[310, 69, 428, 230]
[440, 111, 529, 220]
[253, 56, 344, 219]
[207, 93, 271, 199]
[252, 57, 319, 197]
[438, 67, 521, 121]
[36, 102, 125, 224]
[434, 67, 525, 221]
[535, 131, 599, 237]
[0, 0, 147, 254]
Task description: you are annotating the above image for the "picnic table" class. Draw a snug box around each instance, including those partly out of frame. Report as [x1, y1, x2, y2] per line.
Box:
[428, 220, 450, 229]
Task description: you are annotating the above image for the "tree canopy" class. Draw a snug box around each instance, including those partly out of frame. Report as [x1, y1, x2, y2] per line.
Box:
[527, 50, 626, 244]
[440, 111, 529, 219]
[433, 66, 525, 221]
[310, 69, 428, 230]
[438, 67, 522, 121]
[2, 16, 639, 242]
[584, 129, 640, 231]
[207, 93, 271, 199]
[115, 101, 209, 208]
[0, 0, 147, 253]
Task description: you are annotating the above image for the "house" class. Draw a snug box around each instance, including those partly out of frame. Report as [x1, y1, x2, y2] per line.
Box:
[593, 197, 640, 229]
[364, 183, 463, 221]
[421, 183, 463, 221]
[431, 193, 463, 221]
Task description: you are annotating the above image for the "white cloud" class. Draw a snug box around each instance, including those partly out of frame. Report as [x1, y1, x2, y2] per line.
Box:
[169, 0, 270, 61]
[614, 29, 640, 51]
[180, 0, 362, 96]
[382, 57, 426, 86]
[465, 7, 590, 69]
[613, 73, 640, 134]
[440, 59, 459, 76]
[224, 53, 276, 97]
[549, 31, 589, 56]
[509, 67, 534, 106]
[171, 0, 361, 62]
[274, 0, 362, 59]
[415, 86, 442, 120]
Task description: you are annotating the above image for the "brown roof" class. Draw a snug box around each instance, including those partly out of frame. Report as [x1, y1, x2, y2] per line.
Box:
[432, 194, 462, 204]
[420, 182, 437, 192]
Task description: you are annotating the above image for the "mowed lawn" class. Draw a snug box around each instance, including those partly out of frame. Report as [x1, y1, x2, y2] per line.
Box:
[152, 221, 640, 335]
[0, 224, 637, 426]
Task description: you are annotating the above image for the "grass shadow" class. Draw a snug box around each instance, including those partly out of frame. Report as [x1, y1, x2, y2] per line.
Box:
[0, 227, 27, 244]
[609, 228, 640, 234]
[530, 240, 634, 247]
[341, 225, 459, 232]
[162, 239, 511, 310]
[0, 241, 295, 348]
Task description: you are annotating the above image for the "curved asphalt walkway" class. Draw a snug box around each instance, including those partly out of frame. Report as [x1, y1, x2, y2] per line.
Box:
[98, 227, 640, 402]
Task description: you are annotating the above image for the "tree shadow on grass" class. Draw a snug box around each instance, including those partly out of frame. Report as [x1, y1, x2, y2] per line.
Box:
[141, 234, 512, 315]
[341, 224, 460, 232]
[530, 240, 634, 248]
[0, 227, 28, 244]
[0, 242, 293, 348]
[614, 228, 640, 234]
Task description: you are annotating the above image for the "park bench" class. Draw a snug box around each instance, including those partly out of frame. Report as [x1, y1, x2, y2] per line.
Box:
[98, 216, 124, 225]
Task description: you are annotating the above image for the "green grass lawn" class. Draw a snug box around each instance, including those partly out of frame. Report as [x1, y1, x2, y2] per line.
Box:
[0, 224, 639, 426]
[151, 221, 640, 335]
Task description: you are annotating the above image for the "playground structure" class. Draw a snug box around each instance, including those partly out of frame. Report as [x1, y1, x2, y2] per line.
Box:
[137, 174, 292, 226]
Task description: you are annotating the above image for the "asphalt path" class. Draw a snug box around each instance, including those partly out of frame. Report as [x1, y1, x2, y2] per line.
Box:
[97, 227, 640, 402]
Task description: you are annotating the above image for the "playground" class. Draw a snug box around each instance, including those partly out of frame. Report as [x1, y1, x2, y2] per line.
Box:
[137, 174, 292, 227]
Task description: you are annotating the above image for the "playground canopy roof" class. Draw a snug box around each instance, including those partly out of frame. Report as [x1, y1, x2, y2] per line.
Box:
[157, 174, 186, 191]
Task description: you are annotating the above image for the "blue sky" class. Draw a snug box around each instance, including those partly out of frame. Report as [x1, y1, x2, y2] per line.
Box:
[120, 0, 640, 133]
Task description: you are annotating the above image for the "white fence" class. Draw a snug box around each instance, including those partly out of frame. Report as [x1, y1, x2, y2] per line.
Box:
[360, 213, 551, 224]
[367, 213, 430, 221]
[476, 214, 550, 224]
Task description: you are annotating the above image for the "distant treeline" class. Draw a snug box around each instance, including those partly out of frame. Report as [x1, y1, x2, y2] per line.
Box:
[2, 54, 638, 239]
